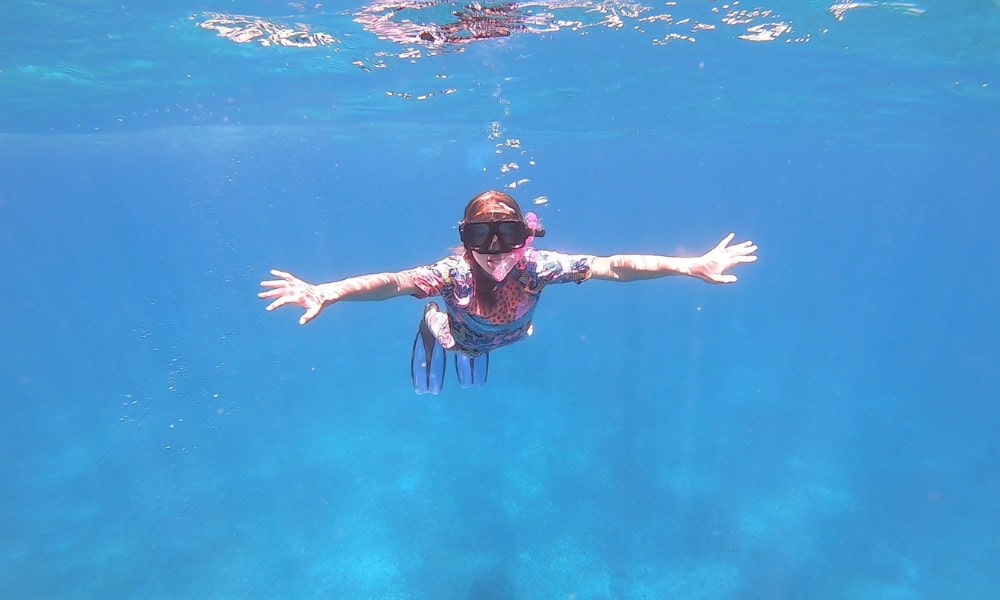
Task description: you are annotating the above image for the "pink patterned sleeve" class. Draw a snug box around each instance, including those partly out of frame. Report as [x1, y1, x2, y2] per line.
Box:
[532, 250, 593, 285]
[399, 257, 452, 299]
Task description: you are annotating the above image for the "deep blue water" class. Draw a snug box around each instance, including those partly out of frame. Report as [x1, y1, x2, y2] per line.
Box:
[1, 1, 997, 598]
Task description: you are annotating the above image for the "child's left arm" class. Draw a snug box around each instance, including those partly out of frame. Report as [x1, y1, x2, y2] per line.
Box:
[589, 233, 757, 284]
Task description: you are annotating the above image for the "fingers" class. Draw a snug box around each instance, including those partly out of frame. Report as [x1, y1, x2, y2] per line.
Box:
[718, 250, 757, 271]
[265, 297, 295, 312]
[300, 305, 321, 325]
[259, 279, 287, 290]
[260, 269, 300, 303]
[714, 232, 736, 251]
[260, 270, 300, 289]
[260, 270, 299, 293]
[716, 235, 757, 255]
[724, 240, 757, 259]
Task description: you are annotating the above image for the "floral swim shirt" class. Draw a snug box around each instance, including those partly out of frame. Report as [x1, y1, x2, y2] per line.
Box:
[404, 248, 593, 356]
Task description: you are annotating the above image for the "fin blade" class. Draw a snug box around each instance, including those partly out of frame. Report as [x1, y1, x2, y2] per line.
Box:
[455, 353, 489, 388]
[412, 312, 447, 395]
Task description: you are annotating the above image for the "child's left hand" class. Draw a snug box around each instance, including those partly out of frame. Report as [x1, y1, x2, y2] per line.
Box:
[690, 233, 758, 284]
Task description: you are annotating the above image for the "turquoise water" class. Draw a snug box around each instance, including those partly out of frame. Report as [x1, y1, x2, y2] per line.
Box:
[1, 1, 997, 598]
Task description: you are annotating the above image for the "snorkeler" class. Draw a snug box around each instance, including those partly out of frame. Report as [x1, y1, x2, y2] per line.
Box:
[259, 190, 758, 394]
[355, 1, 557, 49]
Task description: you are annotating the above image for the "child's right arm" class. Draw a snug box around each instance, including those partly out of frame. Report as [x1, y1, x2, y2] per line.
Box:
[259, 269, 423, 325]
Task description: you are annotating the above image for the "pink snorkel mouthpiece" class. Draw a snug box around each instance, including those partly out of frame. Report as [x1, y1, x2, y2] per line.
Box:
[491, 212, 539, 282]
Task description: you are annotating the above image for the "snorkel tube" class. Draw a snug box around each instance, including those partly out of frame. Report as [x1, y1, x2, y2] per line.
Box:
[490, 212, 542, 282]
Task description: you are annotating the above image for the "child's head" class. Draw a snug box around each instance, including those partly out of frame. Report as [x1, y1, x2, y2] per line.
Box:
[462, 190, 524, 224]
[459, 190, 543, 284]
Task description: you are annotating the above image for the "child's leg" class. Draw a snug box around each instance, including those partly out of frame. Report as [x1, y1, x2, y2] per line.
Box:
[424, 302, 455, 349]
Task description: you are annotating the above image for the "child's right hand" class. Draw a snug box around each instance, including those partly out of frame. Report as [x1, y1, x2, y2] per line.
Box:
[259, 269, 331, 325]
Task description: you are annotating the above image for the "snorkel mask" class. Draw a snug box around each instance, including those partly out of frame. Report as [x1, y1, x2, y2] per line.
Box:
[460, 212, 544, 282]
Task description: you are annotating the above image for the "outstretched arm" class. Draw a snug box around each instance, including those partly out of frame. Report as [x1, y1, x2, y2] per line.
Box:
[589, 233, 757, 284]
[258, 269, 422, 325]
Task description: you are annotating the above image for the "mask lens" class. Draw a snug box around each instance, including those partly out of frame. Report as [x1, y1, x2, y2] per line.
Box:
[497, 222, 527, 248]
[461, 222, 492, 248]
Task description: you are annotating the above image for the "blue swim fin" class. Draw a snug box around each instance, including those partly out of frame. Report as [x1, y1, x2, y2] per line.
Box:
[455, 352, 489, 388]
[412, 303, 447, 395]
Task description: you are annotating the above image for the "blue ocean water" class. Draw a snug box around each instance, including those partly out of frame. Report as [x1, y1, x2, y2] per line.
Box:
[1, 1, 997, 598]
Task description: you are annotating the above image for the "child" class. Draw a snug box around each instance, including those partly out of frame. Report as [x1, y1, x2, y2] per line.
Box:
[259, 190, 758, 394]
